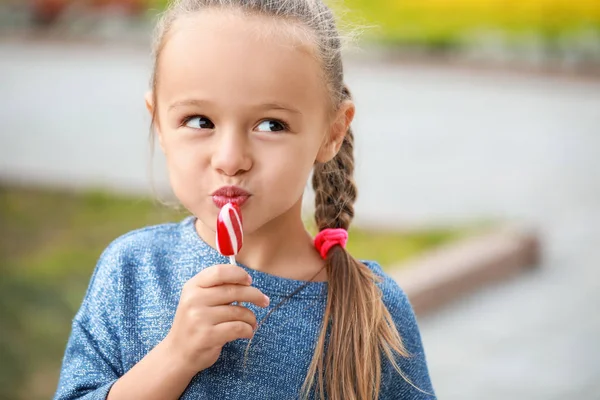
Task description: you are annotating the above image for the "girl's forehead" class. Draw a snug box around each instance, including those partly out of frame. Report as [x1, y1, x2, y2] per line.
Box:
[156, 9, 328, 109]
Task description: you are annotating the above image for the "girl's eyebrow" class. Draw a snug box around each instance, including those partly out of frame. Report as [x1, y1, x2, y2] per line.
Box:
[258, 103, 303, 116]
[168, 99, 211, 111]
[168, 99, 302, 115]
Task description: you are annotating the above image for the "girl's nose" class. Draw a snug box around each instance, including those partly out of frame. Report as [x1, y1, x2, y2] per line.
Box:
[211, 128, 252, 177]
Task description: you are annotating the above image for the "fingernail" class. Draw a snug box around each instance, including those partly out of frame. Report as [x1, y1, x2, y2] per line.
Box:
[264, 295, 270, 305]
[247, 276, 252, 285]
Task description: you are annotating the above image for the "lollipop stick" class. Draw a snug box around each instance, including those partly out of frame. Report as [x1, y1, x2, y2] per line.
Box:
[229, 255, 237, 305]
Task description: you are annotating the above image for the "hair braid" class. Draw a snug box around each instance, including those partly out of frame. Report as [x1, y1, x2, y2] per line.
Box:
[312, 90, 356, 231]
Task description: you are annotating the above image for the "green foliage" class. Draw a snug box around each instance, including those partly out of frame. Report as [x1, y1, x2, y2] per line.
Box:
[0, 186, 186, 399]
[338, 0, 600, 45]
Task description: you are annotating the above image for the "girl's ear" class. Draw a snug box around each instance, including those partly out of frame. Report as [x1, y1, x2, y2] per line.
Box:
[144, 90, 154, 116]
[316, 100, 355, 163]
[145, 90, 165, 153]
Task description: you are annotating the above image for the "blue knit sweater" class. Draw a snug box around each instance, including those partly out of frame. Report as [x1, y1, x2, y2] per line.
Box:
[54, 217, 435, 399]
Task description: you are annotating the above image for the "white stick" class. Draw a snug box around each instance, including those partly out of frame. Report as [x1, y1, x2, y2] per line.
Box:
[230, 255, 238, 306]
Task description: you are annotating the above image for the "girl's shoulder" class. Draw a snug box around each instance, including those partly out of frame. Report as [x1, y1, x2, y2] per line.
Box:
[361, 260, 416, 320]
[99, 216, 195, 263]
[362, 260, 435, 398]
[78, 217, 197, 308]
[88, 217, 199, 288]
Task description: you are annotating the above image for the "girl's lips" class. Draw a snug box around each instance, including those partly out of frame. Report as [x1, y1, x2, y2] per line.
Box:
[211, 186, 251, 208]
[212, 195, 249, 208]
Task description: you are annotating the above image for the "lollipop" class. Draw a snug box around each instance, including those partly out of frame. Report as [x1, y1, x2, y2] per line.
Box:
[216, 202, 243, 265]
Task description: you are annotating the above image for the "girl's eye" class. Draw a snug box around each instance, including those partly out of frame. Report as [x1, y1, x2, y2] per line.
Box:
[256, 120, 287, 133]
[184, 116, 215, 129]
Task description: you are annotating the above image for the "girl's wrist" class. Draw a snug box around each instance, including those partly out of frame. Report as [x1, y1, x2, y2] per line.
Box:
[107, 334, 199, 400]
[159, 334, 199, 380]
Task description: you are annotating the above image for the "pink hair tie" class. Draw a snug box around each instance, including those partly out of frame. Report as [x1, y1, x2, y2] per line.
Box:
[314, 228, 348, 259]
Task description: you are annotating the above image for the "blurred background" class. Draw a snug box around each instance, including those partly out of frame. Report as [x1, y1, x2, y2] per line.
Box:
[1, 0, 599, 399]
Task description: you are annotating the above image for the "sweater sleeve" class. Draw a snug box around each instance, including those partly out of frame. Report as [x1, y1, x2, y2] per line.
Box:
[54, 245, 124, 400]
[373, 264, 437, 400]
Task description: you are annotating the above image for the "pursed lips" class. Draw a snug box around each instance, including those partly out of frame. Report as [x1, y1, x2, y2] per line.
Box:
[211, 185, 251, 208]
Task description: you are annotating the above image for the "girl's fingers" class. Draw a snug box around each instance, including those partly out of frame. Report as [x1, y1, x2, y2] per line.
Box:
[203, 285, 270, 308]
[192, 264, 252, 288]
[208, 305, 257, 328]
[213, 321, 255, 343]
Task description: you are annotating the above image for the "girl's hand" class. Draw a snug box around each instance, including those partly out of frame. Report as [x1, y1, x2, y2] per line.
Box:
[163, 264, 270, 374]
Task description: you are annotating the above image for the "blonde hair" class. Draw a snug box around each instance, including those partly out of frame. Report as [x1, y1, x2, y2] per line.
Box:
[149, 1, 415, 398]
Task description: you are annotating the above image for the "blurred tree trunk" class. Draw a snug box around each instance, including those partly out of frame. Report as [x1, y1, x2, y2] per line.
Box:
[30, 0, 147, 26]
[31, 0, 69, 27]
[90, 0, 146, 15]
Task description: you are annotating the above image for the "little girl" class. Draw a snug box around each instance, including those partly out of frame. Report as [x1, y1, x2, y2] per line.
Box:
[54, 0, 435, 399]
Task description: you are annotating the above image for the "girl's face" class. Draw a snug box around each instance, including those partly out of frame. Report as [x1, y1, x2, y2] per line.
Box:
[148, 9, 352, 235]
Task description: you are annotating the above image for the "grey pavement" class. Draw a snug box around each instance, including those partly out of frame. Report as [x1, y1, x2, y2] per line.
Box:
[1, 40, 599, 399]
[419, 222, 600, 399]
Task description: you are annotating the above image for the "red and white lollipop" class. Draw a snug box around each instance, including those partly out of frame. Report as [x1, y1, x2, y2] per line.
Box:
[216, 202, 243, 265]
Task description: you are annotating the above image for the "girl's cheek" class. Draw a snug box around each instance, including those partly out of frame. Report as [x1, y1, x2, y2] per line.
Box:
[165, 147, 201, 179]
